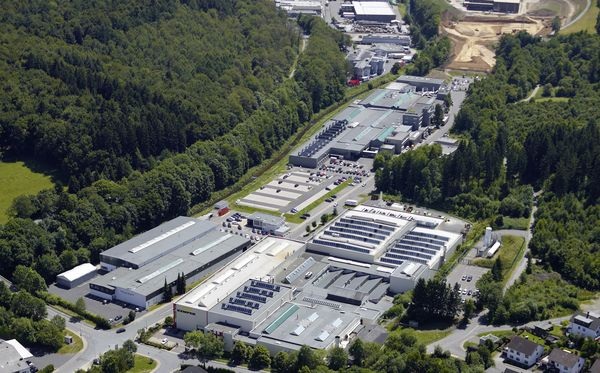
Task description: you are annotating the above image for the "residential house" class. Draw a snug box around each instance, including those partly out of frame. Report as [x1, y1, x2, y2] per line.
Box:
[568, 311, 600, 339]
[505, 336, 545, 367]
[547, 348, 584, 373]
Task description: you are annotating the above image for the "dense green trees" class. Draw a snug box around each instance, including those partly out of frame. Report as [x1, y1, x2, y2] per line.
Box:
[376, 32, 600, 291]
[408, 278, 461, 322]
[0, 0, 299, 187]
[183, 330, 224, 361]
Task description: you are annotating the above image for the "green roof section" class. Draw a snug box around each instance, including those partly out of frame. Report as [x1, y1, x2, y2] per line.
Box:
[377, 126, 396, 142]
[264, 304, 299, 334]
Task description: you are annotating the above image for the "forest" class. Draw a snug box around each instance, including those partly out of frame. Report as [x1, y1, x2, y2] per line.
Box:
[0, 3, 349, 300]
[0, 0, 299, 187]
[376, 32, 600, 294]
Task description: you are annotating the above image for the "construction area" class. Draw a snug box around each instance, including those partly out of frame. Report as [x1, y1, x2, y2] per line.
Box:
[443, 15, 547, 72]
[441, 0, 587, 72]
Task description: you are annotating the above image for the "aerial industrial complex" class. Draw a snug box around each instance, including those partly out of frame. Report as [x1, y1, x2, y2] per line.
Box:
[89, 216, 251, 309]
[289, 76, 447, 168]
[170, 203, 462, 354]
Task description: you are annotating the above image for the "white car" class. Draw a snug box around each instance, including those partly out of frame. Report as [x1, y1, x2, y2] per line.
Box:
[161, 338, 168, 345]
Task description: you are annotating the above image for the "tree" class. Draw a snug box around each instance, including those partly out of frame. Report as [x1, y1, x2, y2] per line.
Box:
[296, 345, 318, 370]
[11, 291, 47, 321]
[349, 339, 366, 366]
[163, 278, 172, 302]
[526, 253, 533, 274]
[125, 310, 136, 324]
[36, 253, 63, 283]
[551, 16, 561, 33]
[463, 299, 476, 322]
[311, 221, 317, 228]
[184, 330, 224, 361]
[249, 345, 271, 370]
[305, 225, 311, 233]
[164, 316, 173, 327]
[432, 104, 444, 128]
[122, 339, 137, 353]
[75, 297, 86, 313]
[272, 351, 294, 373]
[320, 214, 328, 225]
[59, 250, 79, 270]
[491, 258, 503, 282]
[327, 346, 348, 370]
[13, 265, 47, 294]
[542, 83, 553, 97]
[51, 315, 66, 330]
[391, 62, 402, 75]
[231, 341, 249, 365]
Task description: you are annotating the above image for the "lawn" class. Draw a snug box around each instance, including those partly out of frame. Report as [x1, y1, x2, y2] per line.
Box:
[477, 330, 515, 339]
[534, 96, 570, 103]
[126, 354, 157, 373]
[58, 330, 84, 354]
[562, 3, 599, 34]
[0, 160, 56, 223]
[472, 235, 525, 283]
[393, 327, 453, 346]
[499, 216, 530, 231]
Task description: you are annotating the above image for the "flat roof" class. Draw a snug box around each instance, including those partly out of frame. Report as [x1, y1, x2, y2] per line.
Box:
[57, 263, 96, 282]
[101, 216, 215, 268]
[254, 303, 360, 350]
[397, 75, 445, 86]
[176, 238, 304, 311]
[494, 0, 520, 3]
[353, 1, 396, 16]
[0, 339, 31, 372]
[248, 213, 285, 227]
[360, 89, 422, 110]
[91, 231, 249, 296]
[211, 279, 293, 322]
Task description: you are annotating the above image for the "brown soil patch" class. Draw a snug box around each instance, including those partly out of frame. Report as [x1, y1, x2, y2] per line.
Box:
[442, 15, 547, 72]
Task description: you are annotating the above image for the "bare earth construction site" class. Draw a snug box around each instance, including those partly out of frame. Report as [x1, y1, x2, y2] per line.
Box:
[442, 0, 587, 71]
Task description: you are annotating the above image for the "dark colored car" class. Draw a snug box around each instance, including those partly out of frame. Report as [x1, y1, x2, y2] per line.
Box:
[116, 328, 126, 333]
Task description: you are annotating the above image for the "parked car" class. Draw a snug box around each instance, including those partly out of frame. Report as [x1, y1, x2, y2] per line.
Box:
[116, 328, 126, 333]
[161, 338, 168, 345]
[114, 315, 122, 321]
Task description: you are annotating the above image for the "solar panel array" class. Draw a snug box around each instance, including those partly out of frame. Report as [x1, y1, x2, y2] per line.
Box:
[298, 119, 348, 157]
[381, 229, 449, 266]
[222, 280, 282, 316]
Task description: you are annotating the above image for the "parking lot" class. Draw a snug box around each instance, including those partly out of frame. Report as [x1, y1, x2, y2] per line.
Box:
[233, 158, 374, 215]
[49, 277, 147, 323]
[446, 262, 489, 300]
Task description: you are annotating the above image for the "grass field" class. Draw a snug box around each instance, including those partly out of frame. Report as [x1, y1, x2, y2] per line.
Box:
[562, 3, 600, 34]
[473, 235, 525, 283]
[126, 354, 157, 373]
[0, 160, 56, 223]
[58, 330, 84, 354]
[394, 327, 453, 346]
[500, 216, 530, 230]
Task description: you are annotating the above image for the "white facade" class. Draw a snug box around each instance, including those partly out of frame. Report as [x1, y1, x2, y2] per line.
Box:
[569, 312, 600, 339]
[548, 349, 585, 373]
[506, 337, 544, 367]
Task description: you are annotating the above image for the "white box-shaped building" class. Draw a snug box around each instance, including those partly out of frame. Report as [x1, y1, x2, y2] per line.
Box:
[56, 263, 97, 288]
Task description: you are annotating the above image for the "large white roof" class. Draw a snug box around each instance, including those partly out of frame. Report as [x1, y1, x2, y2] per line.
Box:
[353, 1, 395, 16]
[57, 263, 96, 282]
[5, 339, 33, 359]
[176, 237, 304, 311]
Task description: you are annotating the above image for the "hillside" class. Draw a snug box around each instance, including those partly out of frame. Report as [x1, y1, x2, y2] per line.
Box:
[0, 0, 298, 188]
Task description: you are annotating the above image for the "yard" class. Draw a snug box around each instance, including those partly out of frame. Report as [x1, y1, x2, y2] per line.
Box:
[391, 326, 454, 346]
[126, 354, 157, 373]
[472, 235, 525, 283]
[58, 330, 84, 354]
[0, 160, 56, 223]
[498, 216, 530, 231]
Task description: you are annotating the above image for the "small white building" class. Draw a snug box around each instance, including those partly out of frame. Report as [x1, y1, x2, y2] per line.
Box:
[505, 336, 544, 367]
[56, 263, 97, 288]
[0, 339, 32, 373]
[548, 348, 585, 373]
[569, 311, 600, 339]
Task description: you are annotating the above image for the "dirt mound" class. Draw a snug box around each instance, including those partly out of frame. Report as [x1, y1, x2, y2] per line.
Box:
[442, 16, 546, 72]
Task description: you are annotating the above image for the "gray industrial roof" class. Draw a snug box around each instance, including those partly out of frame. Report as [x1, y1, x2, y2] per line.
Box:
[100, 216, 215, 268]
[211, 280, 292, 322]
[397, 75, 445, 86]
[255, 303, 360, 350]
[92, 231, 249, 296]
[248, 213, 285, 227]
[0, 339, 31, 372]
[360, 89, 422, 110]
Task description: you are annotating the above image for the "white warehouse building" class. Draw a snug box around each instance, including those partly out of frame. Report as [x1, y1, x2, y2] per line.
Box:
[56, 263, 97, 289]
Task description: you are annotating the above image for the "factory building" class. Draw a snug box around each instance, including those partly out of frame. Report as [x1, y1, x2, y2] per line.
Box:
[174, 237, 304, 331]
[358, 35, 412, 46]
[247, 213, 289, 236]
[352, 2, 397, 23]
[0, 339, 33, 373]
[307, 205, 462, 274]
[464, 0, 520, 12]
[396, 75, 445, 91]
[289, 77, 444, 168]
[89, 217, 250, 309]
[276, 0, 322, 16]
[56, 263, 97, 289]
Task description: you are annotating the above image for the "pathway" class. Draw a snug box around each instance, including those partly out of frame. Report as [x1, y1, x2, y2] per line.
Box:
[563, 0, 592, 28]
